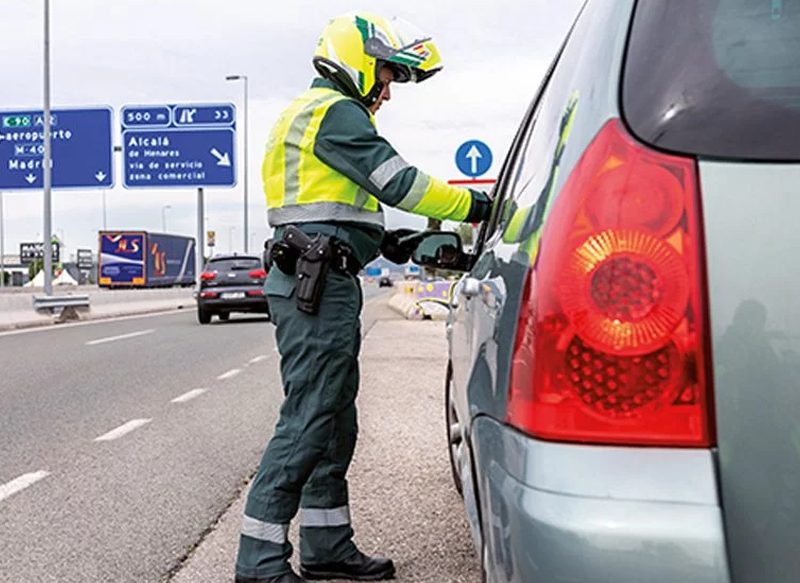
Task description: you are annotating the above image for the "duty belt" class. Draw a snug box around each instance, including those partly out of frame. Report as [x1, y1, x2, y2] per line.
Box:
[268, 226, 361, 315]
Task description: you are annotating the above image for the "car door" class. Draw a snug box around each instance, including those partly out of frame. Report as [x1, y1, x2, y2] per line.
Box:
[448, 44, 567, 435]
[445, 98, 544, 555]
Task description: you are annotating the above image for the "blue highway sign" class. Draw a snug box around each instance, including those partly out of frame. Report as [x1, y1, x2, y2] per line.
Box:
[455, 139, 492, 178]
[122, 103, 236, 189]
[0, 107, 113, 190]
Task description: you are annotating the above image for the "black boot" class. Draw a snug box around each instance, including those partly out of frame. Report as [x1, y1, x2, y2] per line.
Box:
[235, 569, 307, 583]
[300, 550, 395, 581]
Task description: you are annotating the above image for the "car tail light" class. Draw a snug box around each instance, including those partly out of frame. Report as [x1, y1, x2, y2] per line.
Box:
[200, 290, 219, 299]
[248, 268, 267, 279]
[200, 271, 216, 281]
[246, 289, 265, 297]
[507, 119, 713, 447]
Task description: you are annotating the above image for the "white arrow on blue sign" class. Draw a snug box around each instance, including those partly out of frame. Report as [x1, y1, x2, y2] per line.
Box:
[121, 103, 236, 189]
[0, 107, 114, 190]
[455, 139, 492, 178]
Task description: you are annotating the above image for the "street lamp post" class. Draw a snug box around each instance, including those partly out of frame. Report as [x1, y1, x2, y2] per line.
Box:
[225, 74, 249, 253]
[161, 204, 171, 233]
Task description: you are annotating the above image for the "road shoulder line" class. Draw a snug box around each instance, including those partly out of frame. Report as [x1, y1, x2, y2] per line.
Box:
[0, 471, 50, 503]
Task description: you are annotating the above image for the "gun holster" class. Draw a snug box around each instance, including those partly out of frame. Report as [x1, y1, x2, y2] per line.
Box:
[269, 226, 331, 315]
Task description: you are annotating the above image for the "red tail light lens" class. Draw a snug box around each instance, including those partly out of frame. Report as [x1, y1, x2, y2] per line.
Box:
[246, 289, 265, 297]
[248, 269, 267, 279]
[199, 290, 219, 299]
[508, 119, 712, 447]
[200, 271, 216, 281]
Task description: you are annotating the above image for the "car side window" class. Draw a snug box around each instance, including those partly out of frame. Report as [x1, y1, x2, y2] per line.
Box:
[489, 0, 625, 250]
[492, 101, 548, 237]
[480, 42, 568, 247]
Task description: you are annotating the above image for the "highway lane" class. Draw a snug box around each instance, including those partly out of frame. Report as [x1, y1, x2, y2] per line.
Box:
[0, 285, 389, 582]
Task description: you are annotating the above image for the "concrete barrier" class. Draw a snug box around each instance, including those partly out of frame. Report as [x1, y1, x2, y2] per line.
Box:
[0, 286, 196, 330]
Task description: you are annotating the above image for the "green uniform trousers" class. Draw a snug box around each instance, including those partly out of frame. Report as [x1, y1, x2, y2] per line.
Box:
[236, 266, 362, 580]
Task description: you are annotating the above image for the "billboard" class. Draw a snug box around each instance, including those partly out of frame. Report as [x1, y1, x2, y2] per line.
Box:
[76, 248, 94, 270]
[19, 241, 60, 265]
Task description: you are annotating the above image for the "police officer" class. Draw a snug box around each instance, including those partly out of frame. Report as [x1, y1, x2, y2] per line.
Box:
[235, 11, 492, 583]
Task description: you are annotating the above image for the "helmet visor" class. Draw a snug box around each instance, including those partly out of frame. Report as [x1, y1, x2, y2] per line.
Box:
[363, 17, 442, 84]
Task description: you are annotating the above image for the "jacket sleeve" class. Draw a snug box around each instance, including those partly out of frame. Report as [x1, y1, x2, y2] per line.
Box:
[314, 99, 491, 223]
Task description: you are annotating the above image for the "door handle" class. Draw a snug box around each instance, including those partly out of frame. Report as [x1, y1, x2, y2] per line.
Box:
[460, 277, 480, 298]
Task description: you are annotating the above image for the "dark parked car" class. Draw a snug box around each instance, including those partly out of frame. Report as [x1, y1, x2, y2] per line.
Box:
[197, 254, 269, 324]
[409, 1, 800, 582]
[378, 275, 393, 287]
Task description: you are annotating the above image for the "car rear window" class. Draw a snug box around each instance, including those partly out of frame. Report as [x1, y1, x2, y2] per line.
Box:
[208, 258, 260, 271]
[623, 0, 800, 161]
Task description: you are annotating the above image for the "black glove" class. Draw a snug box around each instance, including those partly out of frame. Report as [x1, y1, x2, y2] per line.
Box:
[465, 189, 494, 223]
[380, 229, 421, 264]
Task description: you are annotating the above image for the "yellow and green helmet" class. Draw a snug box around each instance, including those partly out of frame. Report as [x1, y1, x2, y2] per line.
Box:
[313, 11, 443, 106]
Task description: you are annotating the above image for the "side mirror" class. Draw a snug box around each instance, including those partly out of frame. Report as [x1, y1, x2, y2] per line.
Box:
[410, 231, 468, 271]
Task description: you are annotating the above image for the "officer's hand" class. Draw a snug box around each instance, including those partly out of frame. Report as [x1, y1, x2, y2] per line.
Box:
[380, 229, 421, 264]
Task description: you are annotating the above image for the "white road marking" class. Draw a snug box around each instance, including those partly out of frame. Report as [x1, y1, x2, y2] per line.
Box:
[94, 419, 152, 442]
[171, 388, 208, 403]
[217, 368, 242, 380]
[0, 309, 184, 338]
[86, 329, 154, 346]
[248, 355, 268, 364]
[0, 471, 50, 503]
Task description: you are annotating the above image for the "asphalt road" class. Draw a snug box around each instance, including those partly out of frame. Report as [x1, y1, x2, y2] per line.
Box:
[0, 284, 388, 583]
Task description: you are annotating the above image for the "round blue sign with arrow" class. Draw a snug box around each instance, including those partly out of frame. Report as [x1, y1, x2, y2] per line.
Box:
[455, 139, 492, 178]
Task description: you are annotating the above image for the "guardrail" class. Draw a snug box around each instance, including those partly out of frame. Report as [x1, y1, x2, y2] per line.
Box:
[33, 294, 91, 314]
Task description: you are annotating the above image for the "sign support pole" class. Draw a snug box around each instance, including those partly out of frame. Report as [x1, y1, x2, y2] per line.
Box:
[42, 0, 53, 296]
[197, 187, 205, 288]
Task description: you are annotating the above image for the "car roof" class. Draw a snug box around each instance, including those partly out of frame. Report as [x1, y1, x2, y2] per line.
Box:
[208, 254, 260, 262]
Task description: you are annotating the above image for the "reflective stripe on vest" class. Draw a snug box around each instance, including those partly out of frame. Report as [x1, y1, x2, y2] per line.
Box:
[369, 154, 410, 190]
[299, 505, 351, 528]
[264, 88, 382, 227]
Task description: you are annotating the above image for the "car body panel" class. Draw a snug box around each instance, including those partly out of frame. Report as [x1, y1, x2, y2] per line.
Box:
[473, 416, 729, 583]
[701, 162, 800, 582]
[197, 288, 269, 313]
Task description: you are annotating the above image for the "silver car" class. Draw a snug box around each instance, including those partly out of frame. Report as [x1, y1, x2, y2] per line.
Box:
[410, 1, 800, 581]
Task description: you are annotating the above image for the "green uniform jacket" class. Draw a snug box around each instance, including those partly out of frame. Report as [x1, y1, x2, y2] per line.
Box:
[265, 78, 492, 265]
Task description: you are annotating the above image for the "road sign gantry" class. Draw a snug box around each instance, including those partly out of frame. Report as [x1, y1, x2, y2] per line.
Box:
[121, 103, 236, 189]
[0, 107, 114, 190]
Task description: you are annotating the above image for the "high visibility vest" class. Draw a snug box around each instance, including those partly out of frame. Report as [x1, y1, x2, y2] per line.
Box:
[263, 87, 384, 227]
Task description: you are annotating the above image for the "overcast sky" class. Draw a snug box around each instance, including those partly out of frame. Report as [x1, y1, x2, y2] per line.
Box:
[0, 0, 582, 259]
